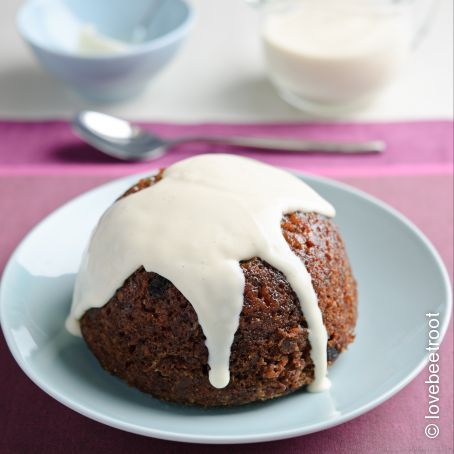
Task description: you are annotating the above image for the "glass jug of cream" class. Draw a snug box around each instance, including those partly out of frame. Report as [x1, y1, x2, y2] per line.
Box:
[255, 0, 426, 115]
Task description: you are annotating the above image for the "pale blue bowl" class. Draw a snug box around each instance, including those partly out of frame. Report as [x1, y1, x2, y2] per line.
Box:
[17, 0, 194, 101]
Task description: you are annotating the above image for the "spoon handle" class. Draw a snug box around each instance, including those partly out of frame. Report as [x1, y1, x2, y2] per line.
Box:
[171, 136, 385, 154]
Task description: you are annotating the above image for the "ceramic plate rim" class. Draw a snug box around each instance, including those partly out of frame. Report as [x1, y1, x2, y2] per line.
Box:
[0, 170, 452, 444]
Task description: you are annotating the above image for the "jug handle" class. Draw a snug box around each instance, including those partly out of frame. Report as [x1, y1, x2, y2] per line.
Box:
[411, 0, 439, 48]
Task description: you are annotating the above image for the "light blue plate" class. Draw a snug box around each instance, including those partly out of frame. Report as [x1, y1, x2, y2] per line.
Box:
[0, 172, 451, 444]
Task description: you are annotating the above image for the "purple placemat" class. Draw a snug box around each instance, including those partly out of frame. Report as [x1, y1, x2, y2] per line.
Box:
[0, 120, 452, 176]
[0, 173, 452, 453]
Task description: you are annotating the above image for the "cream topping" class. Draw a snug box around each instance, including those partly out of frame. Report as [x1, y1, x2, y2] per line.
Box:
[77, 24, 129, 55]
[66, 154, 335, 391]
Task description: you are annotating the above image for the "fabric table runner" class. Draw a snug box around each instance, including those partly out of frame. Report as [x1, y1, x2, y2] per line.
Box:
[0, 120, 452, 453]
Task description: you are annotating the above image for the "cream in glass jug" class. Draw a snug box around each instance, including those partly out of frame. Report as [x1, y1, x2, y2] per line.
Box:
[256, 0, 421, 115]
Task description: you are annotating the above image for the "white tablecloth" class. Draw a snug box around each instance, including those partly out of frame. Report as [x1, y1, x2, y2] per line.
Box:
[0, 0, 452, 121]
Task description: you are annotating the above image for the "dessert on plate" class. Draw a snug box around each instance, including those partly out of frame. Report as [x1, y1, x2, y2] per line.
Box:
[66, 154, 357, 406]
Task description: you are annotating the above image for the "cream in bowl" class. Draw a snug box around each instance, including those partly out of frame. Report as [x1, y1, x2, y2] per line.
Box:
[17, 0, 194, 101]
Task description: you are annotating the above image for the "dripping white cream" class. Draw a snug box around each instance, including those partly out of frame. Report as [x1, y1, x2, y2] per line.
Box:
[66, 154, 335, 391]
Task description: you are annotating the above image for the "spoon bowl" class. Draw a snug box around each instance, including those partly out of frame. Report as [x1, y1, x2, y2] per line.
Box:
[73, 111, 167, 160]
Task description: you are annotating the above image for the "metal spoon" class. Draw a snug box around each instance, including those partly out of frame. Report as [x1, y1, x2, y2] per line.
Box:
[73, 110, 385, 161]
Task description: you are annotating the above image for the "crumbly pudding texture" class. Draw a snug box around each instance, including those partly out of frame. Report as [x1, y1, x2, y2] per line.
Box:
[79, 172, 357, 407]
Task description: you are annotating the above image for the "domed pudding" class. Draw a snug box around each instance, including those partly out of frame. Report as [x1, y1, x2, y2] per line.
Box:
[66, 154, 357, 406]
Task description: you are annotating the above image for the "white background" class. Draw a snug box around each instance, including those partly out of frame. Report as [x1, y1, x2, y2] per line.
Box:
[0, 0, 452, 121]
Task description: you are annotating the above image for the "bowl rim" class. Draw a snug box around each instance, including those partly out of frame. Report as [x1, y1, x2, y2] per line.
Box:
[16, 0, 195, 61]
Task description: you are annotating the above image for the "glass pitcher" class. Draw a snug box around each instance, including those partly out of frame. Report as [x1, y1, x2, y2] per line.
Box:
[249, 0, 435, 116]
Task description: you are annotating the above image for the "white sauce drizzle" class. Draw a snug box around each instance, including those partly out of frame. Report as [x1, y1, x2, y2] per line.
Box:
[66, 154, 335, 392]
